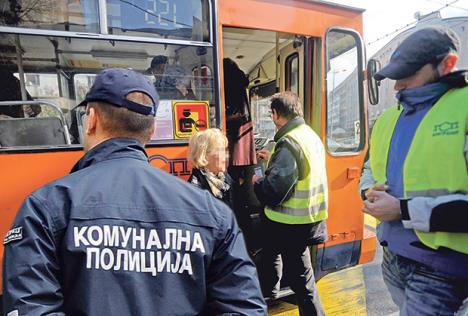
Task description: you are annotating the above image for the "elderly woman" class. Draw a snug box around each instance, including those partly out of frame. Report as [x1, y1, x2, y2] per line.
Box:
[187, 128, 234, 208]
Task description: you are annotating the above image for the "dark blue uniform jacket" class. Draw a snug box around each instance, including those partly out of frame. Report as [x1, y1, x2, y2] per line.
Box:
[2, 138, 266, 316]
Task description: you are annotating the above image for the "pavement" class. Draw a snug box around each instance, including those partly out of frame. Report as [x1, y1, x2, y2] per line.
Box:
[364, 245, 399, 316]
[269, 245, 399, 315]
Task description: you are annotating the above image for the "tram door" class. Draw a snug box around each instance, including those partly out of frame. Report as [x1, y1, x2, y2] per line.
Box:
[222, 27, 313, 295]
[221, 25, 369, 283]
[219, 0, 375, 300]
[315, 28, 367, 278]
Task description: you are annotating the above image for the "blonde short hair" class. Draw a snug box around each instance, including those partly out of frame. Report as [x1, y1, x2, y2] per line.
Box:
[188, 128, 228, 169]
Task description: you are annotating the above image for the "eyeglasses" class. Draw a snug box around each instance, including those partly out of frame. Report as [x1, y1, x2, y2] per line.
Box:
[268, 110, 273, 118]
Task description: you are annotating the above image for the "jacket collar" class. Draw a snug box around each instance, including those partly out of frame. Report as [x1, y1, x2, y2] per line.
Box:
[71, 138, 148, 173]
[396, 82, 450, 115]
[440, 70, 468, 88]
[274, 116, 305, 142]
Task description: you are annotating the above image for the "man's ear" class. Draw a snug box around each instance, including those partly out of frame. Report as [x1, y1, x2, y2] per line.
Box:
[271, 108, 276, 117]
[438, 53, 458, 76]
[85, 106, 98, 136]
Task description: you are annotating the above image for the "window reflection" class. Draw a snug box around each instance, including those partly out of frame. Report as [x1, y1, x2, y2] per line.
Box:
[107, 0, 210, 41]
[326, 31, 362, 154]
[0, 0, 99, 33]
[0, 0, 210, 42]
[286, 53, 299, 96]
[250, 81, 277, 143]
[0, 33, 215, 148]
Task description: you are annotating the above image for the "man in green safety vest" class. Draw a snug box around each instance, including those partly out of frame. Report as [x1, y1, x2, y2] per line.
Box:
[361, 26, 468, 315]
[252, 91, 328, 316]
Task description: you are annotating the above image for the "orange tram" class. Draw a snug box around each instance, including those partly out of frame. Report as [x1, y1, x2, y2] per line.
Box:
[0, 0, 376, 309]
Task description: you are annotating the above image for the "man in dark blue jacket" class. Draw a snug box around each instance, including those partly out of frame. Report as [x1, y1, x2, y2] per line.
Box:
[2, 68, 266, 315]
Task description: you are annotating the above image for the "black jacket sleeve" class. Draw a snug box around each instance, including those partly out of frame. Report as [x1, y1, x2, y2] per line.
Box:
[429, 200, 468, 232]
[204, 200, 267, 315]
[400, 195, 468, 233]
[254, 139, 299, 207]
[2, 195, 65, 315]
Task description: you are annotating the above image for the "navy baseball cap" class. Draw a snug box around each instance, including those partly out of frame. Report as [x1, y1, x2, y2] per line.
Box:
[79, 68, 159, 116]
[374, 26, 460, 81]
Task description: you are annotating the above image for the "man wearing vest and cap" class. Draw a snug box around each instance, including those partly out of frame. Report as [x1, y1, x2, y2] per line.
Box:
[252, 92, 328, 316]
[2, 68, 267, 315]
[361, 26, 468, 315]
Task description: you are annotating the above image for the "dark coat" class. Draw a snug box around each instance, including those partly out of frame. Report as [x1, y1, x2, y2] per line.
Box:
[254, 117, 328, 244]
[188, 168, 235, 210]
[223, 58, 257, 166]
[2, 138, 266, 315]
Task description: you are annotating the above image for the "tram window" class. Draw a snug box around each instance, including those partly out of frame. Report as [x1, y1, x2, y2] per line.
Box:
[0, 32, 216, 149]
[285, 53, 299, 96]
[74, 74, 97, 105]
[250, 81, 277, 144]
[325, 30, 364, 154]
[15, 73, 60, 99]
[0, 0, 99, 33]
[107, 0, 210, 42]
[192, 65, 213, 101]
[10, 73, 66, 120]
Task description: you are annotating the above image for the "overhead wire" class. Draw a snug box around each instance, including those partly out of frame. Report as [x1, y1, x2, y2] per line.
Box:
[425, 0, 468, 12]
[366, 0, 464, 46]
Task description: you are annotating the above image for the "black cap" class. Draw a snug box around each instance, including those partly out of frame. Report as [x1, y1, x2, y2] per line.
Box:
[79, 68, 159, 116]
[374, 26, 460, 81]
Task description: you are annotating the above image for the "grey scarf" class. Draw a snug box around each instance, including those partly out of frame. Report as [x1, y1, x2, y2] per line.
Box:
[201, 169, 230, 199]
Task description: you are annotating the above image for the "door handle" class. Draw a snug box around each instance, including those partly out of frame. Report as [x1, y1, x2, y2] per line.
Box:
[347, 167, 360, 179]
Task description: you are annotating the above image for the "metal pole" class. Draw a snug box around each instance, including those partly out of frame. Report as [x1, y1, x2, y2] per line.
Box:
[275, 32, 279, 92]
[15, 35, 27, 101]
[98, 0, 109, 34]
[51, 40, 63, 97]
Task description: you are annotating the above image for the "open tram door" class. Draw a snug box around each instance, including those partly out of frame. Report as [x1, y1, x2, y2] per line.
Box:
[218, 0, 376, 301]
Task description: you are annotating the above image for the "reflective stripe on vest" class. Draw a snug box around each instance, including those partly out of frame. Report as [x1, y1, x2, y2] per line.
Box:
[291, 184, 326, 199]
[265, 124, 328, 225]
[370, 87, 468, 254]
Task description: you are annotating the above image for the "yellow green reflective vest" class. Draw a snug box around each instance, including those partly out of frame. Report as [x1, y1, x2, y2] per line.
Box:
[370, 87, 468, 254]
[265, 123, 328, 224]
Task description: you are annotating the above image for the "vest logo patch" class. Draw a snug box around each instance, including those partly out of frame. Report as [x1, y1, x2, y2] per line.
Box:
[4, 227, 23, 245]
[433, 121, 459, 136]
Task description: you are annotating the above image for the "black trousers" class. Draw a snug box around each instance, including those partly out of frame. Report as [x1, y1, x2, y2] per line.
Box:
[258, 218, 325, 316]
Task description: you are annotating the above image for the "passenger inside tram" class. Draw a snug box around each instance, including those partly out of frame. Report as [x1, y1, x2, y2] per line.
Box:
[146, 55, 169, 90]
[0, 68, 40, 118]
[159, 65, 197, 100]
